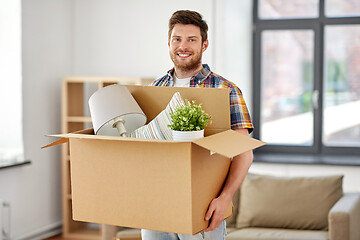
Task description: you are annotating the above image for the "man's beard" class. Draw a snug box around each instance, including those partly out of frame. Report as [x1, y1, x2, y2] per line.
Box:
[170, 50, 202, 73]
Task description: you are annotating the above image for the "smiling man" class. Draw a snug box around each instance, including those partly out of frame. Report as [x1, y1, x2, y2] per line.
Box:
[142, 10, 254, 240]
[168, 23, 207, 79]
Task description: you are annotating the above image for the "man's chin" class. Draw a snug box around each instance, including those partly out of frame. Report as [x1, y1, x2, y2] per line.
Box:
[174, 62, 202, 73]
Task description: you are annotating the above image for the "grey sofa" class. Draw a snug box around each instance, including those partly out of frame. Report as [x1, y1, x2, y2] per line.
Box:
[226, 193, 360, 240]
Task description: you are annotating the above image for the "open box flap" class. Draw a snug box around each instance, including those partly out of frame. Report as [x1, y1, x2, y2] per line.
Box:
[42, 129, 265, 152]
[41, 137, 69, 149]
[193, 130, 266, 158]
[42, 128, 94, 149]
[42, 128, 177, 149]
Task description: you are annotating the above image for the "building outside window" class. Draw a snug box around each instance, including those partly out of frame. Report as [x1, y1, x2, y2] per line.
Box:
[252, 0, 360, 160]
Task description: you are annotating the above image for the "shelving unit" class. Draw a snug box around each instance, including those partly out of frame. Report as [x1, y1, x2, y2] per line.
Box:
[62, 76, 153, 239]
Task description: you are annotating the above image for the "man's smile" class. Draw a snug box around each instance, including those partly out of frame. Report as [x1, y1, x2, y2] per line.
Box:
[177, 52, 192, 58]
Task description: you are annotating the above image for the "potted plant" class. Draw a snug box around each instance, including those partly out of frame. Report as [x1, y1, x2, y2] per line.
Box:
[169, 99, 211, 141]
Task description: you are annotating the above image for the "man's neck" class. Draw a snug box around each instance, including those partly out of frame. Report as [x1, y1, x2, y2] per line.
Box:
[174, 64, 203, 79]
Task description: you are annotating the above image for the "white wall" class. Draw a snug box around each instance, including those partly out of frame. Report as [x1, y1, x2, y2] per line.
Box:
[250, 163, 360, 193]
[73, 0, 215, 79]
[0, 0, 73, 239]
[214, 0, 254, 111]
[71, 0, 254, 108]
[72, 0, 254, 111]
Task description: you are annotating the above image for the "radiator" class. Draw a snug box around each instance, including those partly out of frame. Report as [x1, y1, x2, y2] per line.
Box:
[0, 200, 10, 240]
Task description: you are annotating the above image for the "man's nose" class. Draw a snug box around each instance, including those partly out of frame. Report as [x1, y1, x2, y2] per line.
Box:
[179, 42, 188, 51]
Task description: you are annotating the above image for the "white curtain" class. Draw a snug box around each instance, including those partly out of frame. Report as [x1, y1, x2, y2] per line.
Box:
[0, 0, 24, 166]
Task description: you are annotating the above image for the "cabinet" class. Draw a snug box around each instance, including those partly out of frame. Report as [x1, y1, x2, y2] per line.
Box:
[62, 77, 153, 239]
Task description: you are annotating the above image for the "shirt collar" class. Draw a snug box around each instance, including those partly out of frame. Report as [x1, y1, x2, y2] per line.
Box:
[166, 64, 212, 86]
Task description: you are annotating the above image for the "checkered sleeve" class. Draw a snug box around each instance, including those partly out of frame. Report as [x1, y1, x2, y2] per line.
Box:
[150, 74, 169, 86]
[229, 87, 254, 133]
[150, 78, 164, 86]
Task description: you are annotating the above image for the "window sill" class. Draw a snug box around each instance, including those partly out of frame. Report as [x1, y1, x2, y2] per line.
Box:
[0, 160, 31, 170]
[254, 153, 360, 166]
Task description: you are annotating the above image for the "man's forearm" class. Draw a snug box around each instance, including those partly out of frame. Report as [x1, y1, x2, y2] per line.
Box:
[218, 149, 253, 202]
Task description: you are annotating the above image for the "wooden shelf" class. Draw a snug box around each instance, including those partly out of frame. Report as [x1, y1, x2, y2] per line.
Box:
[67, 116, 92, 122]
[63, 76, 153, 86]
[62, 77, 153, 239]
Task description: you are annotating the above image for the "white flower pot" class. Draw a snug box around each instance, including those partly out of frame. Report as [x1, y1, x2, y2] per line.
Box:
[172, 129, 204, 142]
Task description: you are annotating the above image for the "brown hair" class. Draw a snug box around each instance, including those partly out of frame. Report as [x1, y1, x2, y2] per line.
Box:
[168, 10, 208, 43]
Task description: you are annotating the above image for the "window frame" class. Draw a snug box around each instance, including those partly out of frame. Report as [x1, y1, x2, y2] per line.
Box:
[252, 0, 360, 158]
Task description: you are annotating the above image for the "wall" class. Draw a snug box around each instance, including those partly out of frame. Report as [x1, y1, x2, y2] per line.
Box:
[72, 0, 253, 107]
[0, 0, 73, 239]
[250, 163, 360, 192]
[214, 0, 254, 110]
[73, 0, 215, 78]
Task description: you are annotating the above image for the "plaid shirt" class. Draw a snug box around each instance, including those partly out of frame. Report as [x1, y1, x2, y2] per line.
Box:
[152, 64, 254, 133]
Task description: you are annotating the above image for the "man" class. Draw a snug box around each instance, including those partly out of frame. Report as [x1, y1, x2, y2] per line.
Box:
[142, 10, 254, 240]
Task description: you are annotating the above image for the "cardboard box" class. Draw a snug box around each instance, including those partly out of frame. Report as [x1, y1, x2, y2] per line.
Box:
[44, 85, 265, 235]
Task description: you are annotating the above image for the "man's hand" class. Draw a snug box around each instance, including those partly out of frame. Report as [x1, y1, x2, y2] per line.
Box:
[204, 194, 231, 232]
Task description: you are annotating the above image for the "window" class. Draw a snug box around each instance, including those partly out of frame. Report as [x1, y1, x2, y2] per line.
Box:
[323, 25, 360, 147]
[253, 0, 360, 158]
[259, 0, 319, 19]
[0, 0, 24, 168]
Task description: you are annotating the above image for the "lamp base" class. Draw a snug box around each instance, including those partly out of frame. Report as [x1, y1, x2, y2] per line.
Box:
[112, 117, 127, 137]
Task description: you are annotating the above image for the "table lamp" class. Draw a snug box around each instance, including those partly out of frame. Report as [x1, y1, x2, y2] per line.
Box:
[88, 84, 147, 137]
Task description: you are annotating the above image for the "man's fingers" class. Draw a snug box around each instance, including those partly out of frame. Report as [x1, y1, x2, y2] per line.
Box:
[205, 221, 216, 232]
[204, 217, 221, 232]
[205, 202, 215, 221]
[204, 198, 226, 232]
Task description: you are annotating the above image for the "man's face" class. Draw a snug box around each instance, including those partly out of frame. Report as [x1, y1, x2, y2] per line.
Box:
[168, 24, 208, 73]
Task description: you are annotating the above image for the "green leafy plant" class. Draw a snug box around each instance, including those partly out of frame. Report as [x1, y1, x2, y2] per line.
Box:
[169, 100, 211, 131]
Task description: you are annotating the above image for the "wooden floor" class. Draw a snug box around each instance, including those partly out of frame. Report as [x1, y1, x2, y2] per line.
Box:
[44, 234, 141, 240]
[44, 234, 76, 240]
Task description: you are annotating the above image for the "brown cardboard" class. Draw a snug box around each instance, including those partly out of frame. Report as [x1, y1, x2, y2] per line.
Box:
[44, 85, 265, 235]
[126, 85, 231, 135]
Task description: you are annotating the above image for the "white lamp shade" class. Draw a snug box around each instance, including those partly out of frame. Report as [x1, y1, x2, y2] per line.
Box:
[89, 84, 147, 136]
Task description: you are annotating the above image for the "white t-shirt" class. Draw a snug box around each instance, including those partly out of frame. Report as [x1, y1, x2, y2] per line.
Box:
[173, 75, 191, 87]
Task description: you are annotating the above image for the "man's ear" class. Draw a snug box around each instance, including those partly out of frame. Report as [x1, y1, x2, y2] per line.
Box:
[202, 39, 209, 52]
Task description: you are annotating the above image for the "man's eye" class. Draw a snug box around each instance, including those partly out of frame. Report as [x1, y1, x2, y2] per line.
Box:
[174, 38, 180, 42]
[189, 39, 196, 42]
